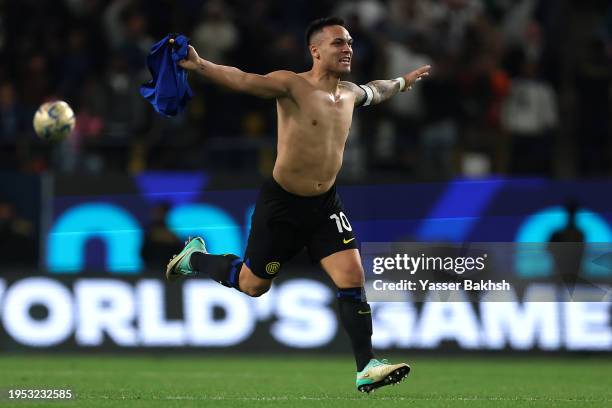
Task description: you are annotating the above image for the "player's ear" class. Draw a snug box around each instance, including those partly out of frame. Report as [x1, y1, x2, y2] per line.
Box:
[310, 44, 320, 60]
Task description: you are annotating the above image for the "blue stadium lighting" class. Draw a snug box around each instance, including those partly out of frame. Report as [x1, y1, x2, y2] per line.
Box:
[515, 206, 612, 277]
[415, 179, 506, 241]
[134, 172, 209, 205]
[47, 203, 143, 273]
[167, 204, 243, 256]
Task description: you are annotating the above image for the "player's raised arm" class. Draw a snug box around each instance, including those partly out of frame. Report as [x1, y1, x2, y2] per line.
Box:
[344, 65, 431, 107]
[178, 45, 292, 99]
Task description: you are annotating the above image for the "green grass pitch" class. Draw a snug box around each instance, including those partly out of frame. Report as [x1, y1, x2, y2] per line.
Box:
[0, 355, 610, 407]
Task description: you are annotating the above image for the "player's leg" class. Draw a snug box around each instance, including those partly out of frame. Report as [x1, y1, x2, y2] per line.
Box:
[320, 248, 373, 369]
[165, 236, 273, 297]
[164, 233, 278, 297]
[308, 189, 374, 373]
[166, 179, 300, 297]
[311, 188, 409, 392]
[321, 249, 410, 393]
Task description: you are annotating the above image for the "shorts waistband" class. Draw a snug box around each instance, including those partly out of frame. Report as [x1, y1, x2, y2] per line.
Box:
[266, 177, 335, 201]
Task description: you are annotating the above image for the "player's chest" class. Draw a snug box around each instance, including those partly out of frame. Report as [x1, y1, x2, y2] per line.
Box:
[302, 91, 354, 131]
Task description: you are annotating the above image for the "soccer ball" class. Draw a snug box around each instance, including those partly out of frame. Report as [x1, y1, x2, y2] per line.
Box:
[33, 101, 76, 142]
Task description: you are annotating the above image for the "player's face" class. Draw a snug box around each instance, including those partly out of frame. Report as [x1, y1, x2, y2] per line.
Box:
[317, 26, 353, 74]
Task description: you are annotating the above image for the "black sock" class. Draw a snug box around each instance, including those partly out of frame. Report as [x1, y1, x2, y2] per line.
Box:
[190, 252, 243, 291]
[337, 287, 375, 372]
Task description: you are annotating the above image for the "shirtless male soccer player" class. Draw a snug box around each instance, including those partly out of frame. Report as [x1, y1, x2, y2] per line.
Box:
[166, 17, 430, 393]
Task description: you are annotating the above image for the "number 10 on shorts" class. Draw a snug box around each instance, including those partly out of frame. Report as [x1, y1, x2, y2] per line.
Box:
[330, 212, 352, 233]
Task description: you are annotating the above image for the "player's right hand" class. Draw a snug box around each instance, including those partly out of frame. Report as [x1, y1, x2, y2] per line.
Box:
[178, 45, 199, 71]
[402, 65, 431, 91]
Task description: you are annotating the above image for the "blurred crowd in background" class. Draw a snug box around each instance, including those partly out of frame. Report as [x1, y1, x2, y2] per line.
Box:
[0, 0, 611, 179]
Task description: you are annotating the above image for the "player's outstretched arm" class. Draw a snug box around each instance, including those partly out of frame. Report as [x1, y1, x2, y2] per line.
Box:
[178, 45, 292, 99]
[345, 65, 431, 106]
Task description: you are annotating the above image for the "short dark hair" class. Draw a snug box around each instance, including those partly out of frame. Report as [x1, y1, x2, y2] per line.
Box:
[305, 17, 345, 46]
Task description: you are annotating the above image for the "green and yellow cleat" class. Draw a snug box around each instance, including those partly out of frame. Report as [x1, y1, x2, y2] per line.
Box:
[356, 359, 410, 393]
[165, 237, 207, 281]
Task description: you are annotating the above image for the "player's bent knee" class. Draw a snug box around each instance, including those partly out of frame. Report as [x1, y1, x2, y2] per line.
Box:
[342, 278, 364, 288]
[238, 264, 272, 297]
[243, 284, 270, 297]
[337, 267, 365, 288]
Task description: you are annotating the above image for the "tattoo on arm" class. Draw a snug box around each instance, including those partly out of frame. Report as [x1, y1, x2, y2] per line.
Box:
[341, 81, 367, 107]
[343, 79, 403, 107]
[367, 80, 402, 105]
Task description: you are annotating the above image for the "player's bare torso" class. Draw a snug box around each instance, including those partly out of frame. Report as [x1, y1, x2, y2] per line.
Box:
[272, 73, 357, 197]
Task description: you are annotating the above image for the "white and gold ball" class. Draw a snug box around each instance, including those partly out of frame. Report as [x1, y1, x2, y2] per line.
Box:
[33, 101, 76, 142]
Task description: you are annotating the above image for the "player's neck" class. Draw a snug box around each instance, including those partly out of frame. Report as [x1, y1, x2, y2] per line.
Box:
[306, 67, 341, 94]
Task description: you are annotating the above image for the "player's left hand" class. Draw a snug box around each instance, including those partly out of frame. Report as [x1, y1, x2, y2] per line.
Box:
[177, 45, 200, 71]
[402, 65, 431, 91]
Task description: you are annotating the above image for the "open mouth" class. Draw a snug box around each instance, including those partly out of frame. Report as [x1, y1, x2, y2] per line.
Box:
[339, 56, 351, 65]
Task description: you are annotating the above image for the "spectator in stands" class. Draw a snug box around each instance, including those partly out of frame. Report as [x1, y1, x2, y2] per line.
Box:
[573, 37, 611, 176]
[501, 56, 557, 176]
[0, 82, 25, 143]
[0, 0, 610, 178]
[547, 200, 586, 294]
[140, 202, 182, 271]
[192, 0, 239, 66]
[0, 198, 36, 268]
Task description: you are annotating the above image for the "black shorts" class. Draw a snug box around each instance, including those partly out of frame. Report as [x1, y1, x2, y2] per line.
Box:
[244, 178, 358, 279]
